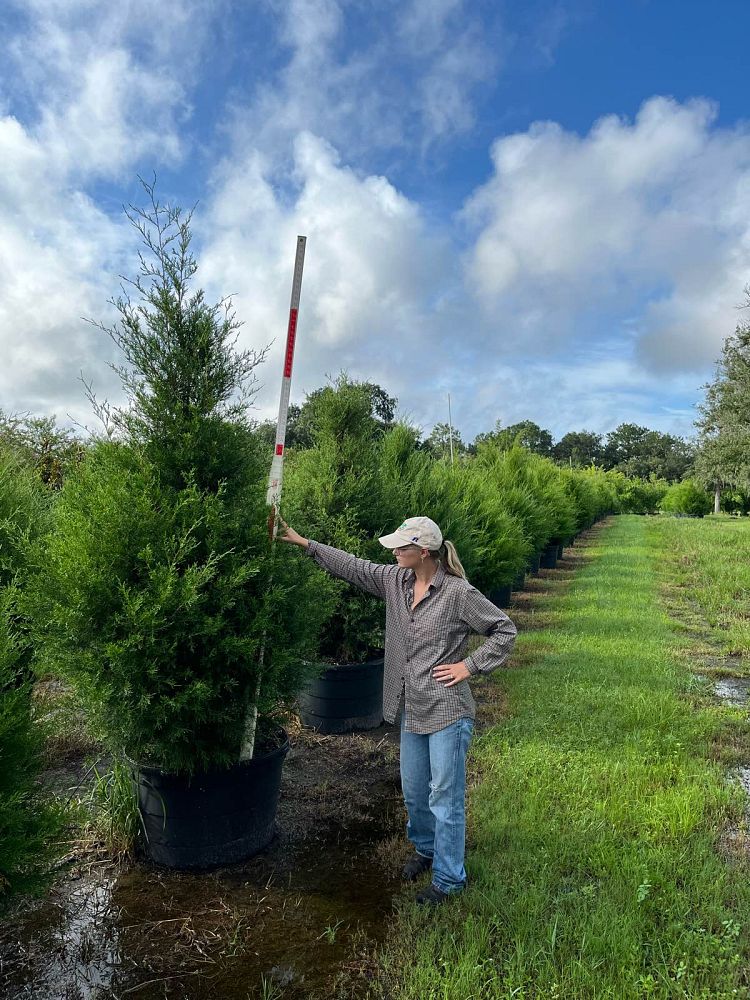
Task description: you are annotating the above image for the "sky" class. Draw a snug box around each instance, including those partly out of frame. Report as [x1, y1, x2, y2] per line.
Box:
[2, 0, 749, 446]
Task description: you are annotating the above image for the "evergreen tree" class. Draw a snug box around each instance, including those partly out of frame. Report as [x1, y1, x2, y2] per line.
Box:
[695, 301, 750, 511]
[0, 448, 60, 907]
[282, 375, 392, 664]
[28, 180, 326, 772]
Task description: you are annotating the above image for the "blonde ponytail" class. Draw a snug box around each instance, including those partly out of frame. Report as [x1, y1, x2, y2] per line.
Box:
[433, 539, 466, 578]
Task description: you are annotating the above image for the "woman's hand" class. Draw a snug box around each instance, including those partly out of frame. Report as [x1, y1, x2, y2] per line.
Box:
[432, 661, 471, 687]
[277, 518, 309, 548]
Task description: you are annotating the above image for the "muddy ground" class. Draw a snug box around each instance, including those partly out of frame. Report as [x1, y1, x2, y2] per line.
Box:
[0, 536, 595, 1000]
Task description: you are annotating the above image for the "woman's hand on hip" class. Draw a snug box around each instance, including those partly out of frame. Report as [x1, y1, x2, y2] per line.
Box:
[277, 518, 309, 548]
[433, 661, 471, 687]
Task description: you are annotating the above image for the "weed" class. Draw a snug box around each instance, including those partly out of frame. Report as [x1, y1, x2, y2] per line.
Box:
[317, 918, 345, 944]
[88, 756, 141, 854]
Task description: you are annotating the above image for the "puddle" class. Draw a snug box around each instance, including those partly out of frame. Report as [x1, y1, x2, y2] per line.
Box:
[714, 677, 750, 707]
[0, 724, 407, 1000]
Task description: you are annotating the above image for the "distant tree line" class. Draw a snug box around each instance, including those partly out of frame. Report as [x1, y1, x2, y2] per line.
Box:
[1, 389, 696, 490]
[423, 419, 695, 483]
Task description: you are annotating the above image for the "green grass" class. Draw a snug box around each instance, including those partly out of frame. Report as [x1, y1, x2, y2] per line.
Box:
[371, 516, 750, 1000]
[648, 515, 750, 656]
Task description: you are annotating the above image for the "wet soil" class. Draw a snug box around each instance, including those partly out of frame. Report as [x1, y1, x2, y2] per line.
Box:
[0, 718, 405, 1000]
[0, 529, 602, 1000]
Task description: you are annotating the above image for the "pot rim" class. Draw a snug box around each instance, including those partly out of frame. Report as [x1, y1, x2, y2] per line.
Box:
[126, 725, 290, 778]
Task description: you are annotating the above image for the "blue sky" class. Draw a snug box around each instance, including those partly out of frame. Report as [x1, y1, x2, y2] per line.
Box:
[2, 0, 749, 445]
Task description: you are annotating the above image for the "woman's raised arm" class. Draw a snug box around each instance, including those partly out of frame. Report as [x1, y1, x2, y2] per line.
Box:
[278, 519, 396, 599]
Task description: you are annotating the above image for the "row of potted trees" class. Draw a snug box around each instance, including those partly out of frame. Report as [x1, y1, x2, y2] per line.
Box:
[282, 388, 617, 735]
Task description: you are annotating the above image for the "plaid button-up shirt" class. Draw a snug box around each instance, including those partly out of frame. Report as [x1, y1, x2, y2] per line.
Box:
[306, 541, 517, 734]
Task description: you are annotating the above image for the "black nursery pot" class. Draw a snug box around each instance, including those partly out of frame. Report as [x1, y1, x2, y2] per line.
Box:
[512, 569, 525, 590]
[527, 551, 542, 574]
[540, 544, 559, 569]
[133, 731, 289, 870]
[298, 657, 384, 735]
[488, 585, 512, 609]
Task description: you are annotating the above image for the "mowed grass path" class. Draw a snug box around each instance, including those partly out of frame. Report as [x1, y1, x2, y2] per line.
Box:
[371, 516, 750, 1000]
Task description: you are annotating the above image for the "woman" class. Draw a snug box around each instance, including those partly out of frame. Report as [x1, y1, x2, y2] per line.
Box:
[279, 515, 517, 906]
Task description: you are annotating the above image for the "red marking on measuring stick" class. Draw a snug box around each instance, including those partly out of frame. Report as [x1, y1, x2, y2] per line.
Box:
[266, 236, 307, 525]
[284, 309, 298, 378]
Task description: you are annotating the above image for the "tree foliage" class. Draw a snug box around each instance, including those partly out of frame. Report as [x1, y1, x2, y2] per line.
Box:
[0, 449, 60, 907]
[660, 479, 713, 518]
[553, 430, 604, 467]
[695, 302, 750, 494]
[262, 380, 398, 452]
[0, 411, 84, 490]
[474, 420, 554, 457]
[28, 181, 326, 772]
[424, 422, 466, 461]
[603, 424, 694, 481]
[282, 375, 392, 664]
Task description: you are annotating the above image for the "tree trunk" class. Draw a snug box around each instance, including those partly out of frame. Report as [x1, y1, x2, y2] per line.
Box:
[714, 485, 721, 515]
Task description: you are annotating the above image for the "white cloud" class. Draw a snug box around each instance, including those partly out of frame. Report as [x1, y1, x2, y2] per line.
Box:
[199, 132, 454, 420]
[224, 0, 503, 171]
[463, 97, 750, 373]
[2, 0, 213, 179]
[1, 0, 748, 447]
[0, 0, 219, 425]
[0, 110, 136, 425]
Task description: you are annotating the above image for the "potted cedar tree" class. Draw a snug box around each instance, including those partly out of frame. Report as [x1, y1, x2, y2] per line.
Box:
[379, 425, 528, 610]
[283, 376, 394, 734]
[28, 182, 325, 868]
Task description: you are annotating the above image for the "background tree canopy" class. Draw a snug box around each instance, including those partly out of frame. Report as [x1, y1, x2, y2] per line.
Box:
[695, 294, 750, 496]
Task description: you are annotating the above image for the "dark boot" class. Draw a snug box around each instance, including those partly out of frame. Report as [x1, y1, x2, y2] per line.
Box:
[415, 883, 449, 906]
[402, 852, 433, 881]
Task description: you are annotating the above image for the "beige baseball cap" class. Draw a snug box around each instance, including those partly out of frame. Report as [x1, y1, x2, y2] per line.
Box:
[378, 516, 443, 550]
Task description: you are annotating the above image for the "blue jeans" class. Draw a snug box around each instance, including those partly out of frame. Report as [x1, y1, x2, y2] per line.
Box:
[399, 714, 474, 894]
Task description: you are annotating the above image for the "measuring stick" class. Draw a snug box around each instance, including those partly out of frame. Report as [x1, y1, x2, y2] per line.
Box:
[240, 235, 307, 762]
[266, 235, 307, 525]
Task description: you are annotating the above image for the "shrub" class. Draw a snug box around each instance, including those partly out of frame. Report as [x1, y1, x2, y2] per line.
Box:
[379, 428, 529, 591]
[560, 467, 599, 531]
[660, 479, 713, 518]
[0, 450, 60, 907]
[479, 446, 577, 547]
[474, 444, 553, 553]
[282, 376, 391, 664]
[583, 467, 621, 517]
[606, 471, 668, 514]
